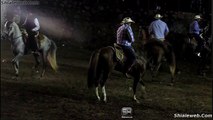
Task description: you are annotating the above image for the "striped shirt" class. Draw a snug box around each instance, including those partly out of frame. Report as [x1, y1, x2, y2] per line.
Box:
[116, 24, 135, 46]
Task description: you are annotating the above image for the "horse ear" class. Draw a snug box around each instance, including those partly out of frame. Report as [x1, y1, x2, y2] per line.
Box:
[4, 21, 13, 29]
[4, 21, 8, 28]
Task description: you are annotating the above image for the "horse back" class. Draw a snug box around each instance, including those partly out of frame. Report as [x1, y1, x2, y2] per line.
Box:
[99, 46, 116, 62]
[144, 39, 167, 54]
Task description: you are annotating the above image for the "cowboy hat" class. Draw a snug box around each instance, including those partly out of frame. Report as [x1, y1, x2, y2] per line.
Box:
[121, 17, 135, 24]
[194, 15, 202, 19]
[154, 14, 163, 19]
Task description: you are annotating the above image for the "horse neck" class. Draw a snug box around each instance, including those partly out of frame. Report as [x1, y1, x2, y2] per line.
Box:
[10, 23, 22, 42]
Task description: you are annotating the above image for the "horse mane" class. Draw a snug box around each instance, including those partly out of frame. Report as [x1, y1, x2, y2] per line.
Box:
[4, 21, 13, 30]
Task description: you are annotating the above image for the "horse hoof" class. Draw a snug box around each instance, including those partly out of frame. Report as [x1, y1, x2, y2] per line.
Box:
[103, 99, 107, 103]
[129, 87, 132, 91]
[133, 97, 140, 104]
[169, 83, 174, 86]
[135, 99, 140, 104]
[177, 70, 181, 75]
[12, 76, 18, 80]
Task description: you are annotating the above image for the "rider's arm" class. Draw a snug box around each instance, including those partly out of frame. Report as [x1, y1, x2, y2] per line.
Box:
[32, 18, 40, 31]
[127, 26, 135, 42]
[164, 24, 169, 36]
[193, 21, 201, 34]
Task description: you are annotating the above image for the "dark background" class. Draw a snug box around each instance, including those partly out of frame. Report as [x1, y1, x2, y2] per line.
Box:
[1, 1, 212, 120]
[2, 0, 212, 50]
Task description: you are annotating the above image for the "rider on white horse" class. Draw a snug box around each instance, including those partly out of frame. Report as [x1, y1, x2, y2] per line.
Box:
[22, 10, 40, 54]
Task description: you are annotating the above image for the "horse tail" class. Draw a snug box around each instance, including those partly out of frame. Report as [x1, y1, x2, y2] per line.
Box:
[87, 50, 100, 88]
[47, 40, 58, 71]
[165, 43, 175, 64]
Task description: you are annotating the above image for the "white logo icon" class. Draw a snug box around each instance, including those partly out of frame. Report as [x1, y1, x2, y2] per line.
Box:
[121, 107, 133, 118]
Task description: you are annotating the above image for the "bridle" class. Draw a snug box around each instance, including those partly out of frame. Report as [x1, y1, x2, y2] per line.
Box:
[4, 21, 22, 40]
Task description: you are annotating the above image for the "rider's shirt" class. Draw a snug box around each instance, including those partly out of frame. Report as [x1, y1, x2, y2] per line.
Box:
[149, 19, 169, 40]
[189, 20, 201, 35]
[117, 24, 135, 46]
[23, 15, 40, 32]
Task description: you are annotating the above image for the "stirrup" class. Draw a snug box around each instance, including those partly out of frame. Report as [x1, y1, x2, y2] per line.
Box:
[31, 51, 40, 55]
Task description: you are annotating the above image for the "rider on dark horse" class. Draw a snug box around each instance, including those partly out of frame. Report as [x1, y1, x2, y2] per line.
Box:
[189, 15, 204, 57]
[148, 13, 170, 58]
[22, 10, 40, 54]
[116, 17, 136, 78]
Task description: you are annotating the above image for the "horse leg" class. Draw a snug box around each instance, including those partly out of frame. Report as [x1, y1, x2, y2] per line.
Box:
[95, 87, 101, 101]
[133, 81, 140, 103]
[41, 51, 47, 77]
[139, 79, 146, 99]
[32, 53, 40, 73]
[95, 69, 102, 101]
[149, 59, 156, 81]
[12, 60, 19, 79]
[169, 63, 176, 86]
[168, 52, 176, 86]
[101, 70, 110, 103]
[197, 54, 207, 76]
[12, 52, 23, 79]
[151, 55, 162, 81]
[101, 86, 107, 102]
[11, 52, 23, 64]
[132, 73, 140, 103]
[154, 52, 163, 73]
[154, 62, 162, 75]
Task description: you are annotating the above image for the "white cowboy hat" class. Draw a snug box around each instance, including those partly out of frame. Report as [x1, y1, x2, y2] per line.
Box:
[121, 17, 135, 24]
[154, 14, 163, 19]
[194, 15, 202, 19]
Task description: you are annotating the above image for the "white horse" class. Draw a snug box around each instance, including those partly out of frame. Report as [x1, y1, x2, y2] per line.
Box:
[3, 21, 58, 78]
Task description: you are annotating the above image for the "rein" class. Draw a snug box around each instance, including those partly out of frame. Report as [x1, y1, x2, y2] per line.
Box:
[12, 35, 22, 40]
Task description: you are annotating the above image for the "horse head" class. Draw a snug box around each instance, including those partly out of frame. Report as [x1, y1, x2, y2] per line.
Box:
[1, 21, 9, 40]
[3, 20, 13, 37]
[3, 21, 23, 42]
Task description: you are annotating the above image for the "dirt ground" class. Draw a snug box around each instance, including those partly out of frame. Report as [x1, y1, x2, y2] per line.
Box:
[1, 40, 212, 120]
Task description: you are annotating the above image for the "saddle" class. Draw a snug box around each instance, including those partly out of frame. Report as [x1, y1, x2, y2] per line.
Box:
[113, 43, 125, 63]
[21, 29, 45, 54]
[21, 29, 45, 48]
[35, 32, 45, 48]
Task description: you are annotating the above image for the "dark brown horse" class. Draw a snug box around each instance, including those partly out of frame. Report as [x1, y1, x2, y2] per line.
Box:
[137, 38, 176, 85]
[87, 46, 146, 103]
[166, 30, 211, 76]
